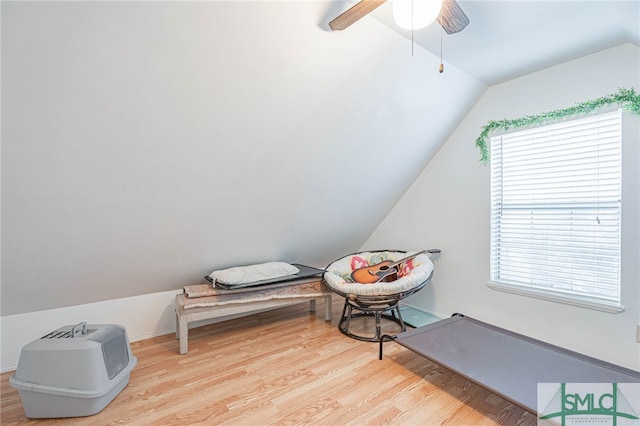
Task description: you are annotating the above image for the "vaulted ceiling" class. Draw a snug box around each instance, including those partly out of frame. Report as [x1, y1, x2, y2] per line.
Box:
[2, 0, 638, 315]
[358, 0, 640, 85]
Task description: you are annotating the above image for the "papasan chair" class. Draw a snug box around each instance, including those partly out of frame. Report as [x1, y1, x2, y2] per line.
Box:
[323, 249, 438, 342]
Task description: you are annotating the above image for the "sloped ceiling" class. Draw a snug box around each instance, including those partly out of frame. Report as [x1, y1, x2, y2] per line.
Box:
[1, 1, 484, 315]
[5, 1, 637, 316]
[367, 0, 640, 85]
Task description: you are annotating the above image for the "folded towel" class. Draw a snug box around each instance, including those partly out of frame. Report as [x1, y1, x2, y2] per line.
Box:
[183, 278, 317, 298]
[182, 281, 329, 309]
[208, 262, 300, 285]
[183, 284, 218, 298]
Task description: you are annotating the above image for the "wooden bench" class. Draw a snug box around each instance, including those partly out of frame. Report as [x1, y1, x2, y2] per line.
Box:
[175, 279, 332, 354]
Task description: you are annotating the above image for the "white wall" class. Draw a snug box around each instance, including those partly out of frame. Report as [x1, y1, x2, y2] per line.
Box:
[363, 43, 640, 370]
[1, 290, 179, 372]
[1, 1, 485, 316]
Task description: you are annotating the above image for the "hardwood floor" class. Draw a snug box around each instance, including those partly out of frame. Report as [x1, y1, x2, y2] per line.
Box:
[1, 298, 536, 425]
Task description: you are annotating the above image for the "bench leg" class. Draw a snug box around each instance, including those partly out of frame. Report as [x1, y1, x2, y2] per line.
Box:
[324, 295, 332, 321]
[178, 313, 189, 355]
[175, 310, 180, 339]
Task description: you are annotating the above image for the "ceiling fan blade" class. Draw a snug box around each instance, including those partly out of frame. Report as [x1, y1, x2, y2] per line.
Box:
[437, 0, 469, 34]
[329, 0, 388, 31]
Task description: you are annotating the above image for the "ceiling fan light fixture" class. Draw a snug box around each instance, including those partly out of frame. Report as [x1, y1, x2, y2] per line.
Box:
[392, 0, 444, 30]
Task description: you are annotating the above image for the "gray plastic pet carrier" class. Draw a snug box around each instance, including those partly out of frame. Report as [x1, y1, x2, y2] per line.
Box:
[9, 322, 137, 418]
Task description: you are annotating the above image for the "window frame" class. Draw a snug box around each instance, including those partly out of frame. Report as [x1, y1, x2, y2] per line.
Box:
[487, 109, 624, 313]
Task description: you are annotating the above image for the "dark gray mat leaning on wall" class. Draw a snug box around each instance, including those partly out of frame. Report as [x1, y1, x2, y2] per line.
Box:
[380, 314, 640, 414]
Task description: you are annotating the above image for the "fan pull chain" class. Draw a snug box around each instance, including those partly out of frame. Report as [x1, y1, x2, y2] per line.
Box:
[411, 0, 414, 56]
[439, 7, 444, 73]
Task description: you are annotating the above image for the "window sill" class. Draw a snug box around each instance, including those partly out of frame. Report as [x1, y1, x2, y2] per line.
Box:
[487, 281, 625, 313]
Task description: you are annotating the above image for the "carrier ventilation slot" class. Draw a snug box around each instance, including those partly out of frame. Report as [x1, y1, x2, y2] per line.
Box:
[40, 321, 95, 339]
[41, 330, 74, 339]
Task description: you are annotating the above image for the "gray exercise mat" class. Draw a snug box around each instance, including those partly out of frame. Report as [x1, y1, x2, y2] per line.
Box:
[392, 315, 640, 413]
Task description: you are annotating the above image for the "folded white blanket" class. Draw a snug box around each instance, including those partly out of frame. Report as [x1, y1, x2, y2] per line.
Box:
[208, 262, 300, 285]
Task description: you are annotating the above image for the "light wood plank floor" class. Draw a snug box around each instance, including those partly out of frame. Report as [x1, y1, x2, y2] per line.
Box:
[1, 298, 536, 425]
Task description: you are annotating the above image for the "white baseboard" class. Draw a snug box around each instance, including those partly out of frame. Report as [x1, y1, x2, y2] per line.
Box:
[1, 290, 182, 373]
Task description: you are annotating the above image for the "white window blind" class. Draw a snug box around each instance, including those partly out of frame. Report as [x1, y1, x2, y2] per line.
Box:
[489, 110, 622, 311]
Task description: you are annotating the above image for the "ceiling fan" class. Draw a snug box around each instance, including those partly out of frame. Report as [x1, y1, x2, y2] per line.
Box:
[329, 0, 469, 34]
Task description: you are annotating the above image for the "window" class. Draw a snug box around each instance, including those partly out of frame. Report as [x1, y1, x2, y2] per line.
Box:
[489, 110, 623, 312]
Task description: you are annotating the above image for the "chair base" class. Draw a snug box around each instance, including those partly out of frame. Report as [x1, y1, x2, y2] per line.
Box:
[338, 298, 407, 342]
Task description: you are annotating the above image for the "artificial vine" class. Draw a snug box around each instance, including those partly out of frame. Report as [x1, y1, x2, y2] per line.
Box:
[475, 87, 640, 164]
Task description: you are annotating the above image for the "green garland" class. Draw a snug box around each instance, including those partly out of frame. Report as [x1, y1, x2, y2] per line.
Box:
[475, 87, 640, 164]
